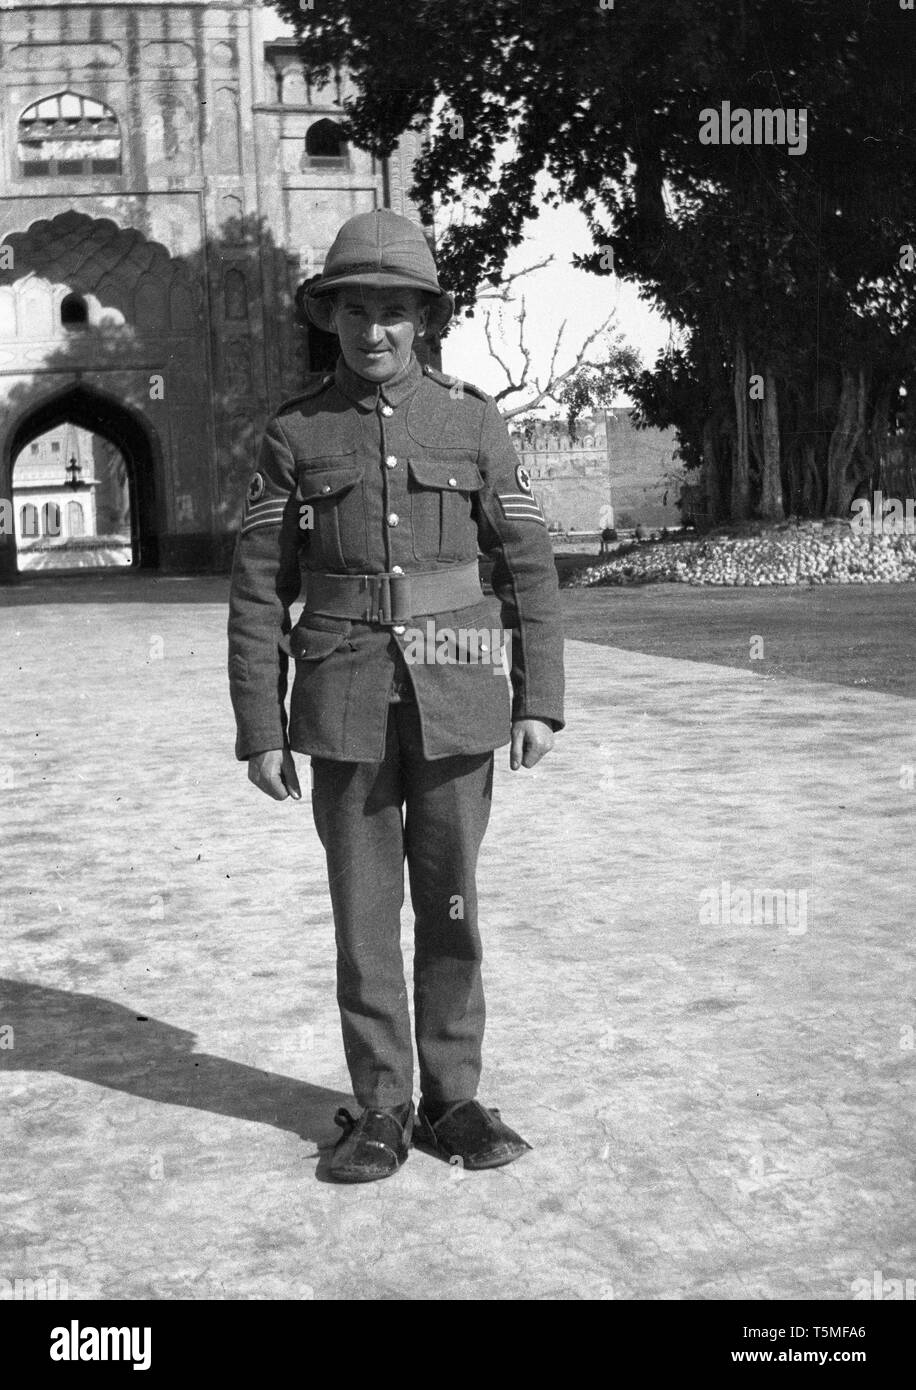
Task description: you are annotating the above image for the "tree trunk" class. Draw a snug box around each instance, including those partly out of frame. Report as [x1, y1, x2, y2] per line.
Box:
[784, 442, 801, 515]
[701, 416, 721, 524]
[825, 366, 866, 516]
[731, 328, 750, 520]
[802, 442, 820, 515]
[759, 367, 784, 520]
[870, 386, 892, 491]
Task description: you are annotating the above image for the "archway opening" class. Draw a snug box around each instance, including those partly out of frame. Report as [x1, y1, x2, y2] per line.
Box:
[304, 117, 348, 166]
[7, 386, 159, 575]
[60, 292, 89, 328]
[12, 423, 131, 570]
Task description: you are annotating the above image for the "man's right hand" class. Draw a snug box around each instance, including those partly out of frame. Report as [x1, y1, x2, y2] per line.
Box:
[248, 747, 302, 801]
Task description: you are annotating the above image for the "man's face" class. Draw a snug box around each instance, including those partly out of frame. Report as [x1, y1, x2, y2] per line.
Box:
[329, 286, 429, 383]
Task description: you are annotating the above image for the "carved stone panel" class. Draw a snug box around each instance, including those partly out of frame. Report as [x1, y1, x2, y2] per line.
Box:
[212, 88, 241, 175]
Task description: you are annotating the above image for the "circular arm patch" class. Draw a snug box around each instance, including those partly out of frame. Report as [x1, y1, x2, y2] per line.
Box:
[246, 472, 265, 503]
[515, 464, 532, 493]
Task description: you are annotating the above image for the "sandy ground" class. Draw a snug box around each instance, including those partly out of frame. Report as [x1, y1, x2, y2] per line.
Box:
[1, 575, 914, 1301]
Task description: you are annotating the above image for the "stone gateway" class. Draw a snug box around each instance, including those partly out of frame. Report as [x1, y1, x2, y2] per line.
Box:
[0, 0, 424, 579]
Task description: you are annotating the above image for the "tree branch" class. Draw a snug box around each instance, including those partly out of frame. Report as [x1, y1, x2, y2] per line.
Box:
[545, 317, 568, 391]
[499, 314, 617, 418]
[484, 308, 527, 403]
[515, 295, 533, 394]
[477, 255, 555, 301]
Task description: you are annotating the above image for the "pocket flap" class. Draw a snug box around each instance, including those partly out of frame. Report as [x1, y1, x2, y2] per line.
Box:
[408, 458, 483, 492]
[289, 613, 352, 660]
[298, 462, 363, 500]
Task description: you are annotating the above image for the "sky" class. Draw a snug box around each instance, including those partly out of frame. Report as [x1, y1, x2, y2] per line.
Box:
[438, 197, 671, 413]
[263, 10, 671, 409]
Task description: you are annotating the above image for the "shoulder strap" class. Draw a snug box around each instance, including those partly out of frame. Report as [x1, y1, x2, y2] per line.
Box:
[422, 364, 489, 401]
[275, 373, 335, 414]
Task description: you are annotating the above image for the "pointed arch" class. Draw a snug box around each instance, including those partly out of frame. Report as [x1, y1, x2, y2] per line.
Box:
[2, 383, 162, 577]
[17, 91, 121, 178]
[67, 500, 85, 537]
[223, 267, 248, 321]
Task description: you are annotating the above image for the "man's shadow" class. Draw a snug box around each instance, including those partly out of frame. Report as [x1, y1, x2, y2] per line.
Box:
[0, 978, 352, 1153]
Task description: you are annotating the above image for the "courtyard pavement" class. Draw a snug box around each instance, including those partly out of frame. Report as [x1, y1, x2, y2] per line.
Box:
[1, 575, 913, 1301]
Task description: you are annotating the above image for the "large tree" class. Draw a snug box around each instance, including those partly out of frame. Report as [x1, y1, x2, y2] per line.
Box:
[275, 0, 916, 520]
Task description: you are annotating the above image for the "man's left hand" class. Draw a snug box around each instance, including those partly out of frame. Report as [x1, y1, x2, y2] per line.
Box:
[509, 718, 555, 771]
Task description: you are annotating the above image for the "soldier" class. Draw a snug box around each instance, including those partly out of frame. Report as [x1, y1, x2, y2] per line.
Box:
[228, 209, 565, 1183]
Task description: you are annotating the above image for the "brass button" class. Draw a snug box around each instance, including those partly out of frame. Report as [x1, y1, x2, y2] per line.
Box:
[448, 477, 458, 487]
[391, 565, 404, 575]
[387, 512, 399, 527]
[321, 484, 332, 494]
[380, 404, 393, 417]
[386, 455, 398, 469]
[392, 624, 406, 635]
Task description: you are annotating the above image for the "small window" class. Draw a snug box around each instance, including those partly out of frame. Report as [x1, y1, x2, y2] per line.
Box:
[30, 442, 40, 455]
[41, 502, 61, 537]
[61, 293, 89, 328]
[18, 91, 121, 179]
[304, 118, 348, 168]
[51, 441, 61, 454]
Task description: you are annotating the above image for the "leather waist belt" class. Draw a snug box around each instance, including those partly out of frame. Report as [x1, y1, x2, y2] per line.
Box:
[304, 562, 483, 627]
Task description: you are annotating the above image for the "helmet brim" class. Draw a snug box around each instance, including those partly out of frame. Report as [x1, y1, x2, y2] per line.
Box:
[302, 273, 453, 335]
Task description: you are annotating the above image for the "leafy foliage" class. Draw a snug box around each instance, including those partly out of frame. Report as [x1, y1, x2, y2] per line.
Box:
[555, 337, 643, 437]
[273, 0, 916, 516]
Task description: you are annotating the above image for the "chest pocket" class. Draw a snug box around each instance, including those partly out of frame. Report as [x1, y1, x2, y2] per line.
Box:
[408, 458, 483, 561]
[297, 457, 366, 569]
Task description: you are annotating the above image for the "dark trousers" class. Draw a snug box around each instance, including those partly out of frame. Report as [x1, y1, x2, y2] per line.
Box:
[310, 701, 494, 1109]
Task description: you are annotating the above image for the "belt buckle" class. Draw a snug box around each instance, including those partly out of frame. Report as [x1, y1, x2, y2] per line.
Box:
[375, 573, 392, 625]
[364, 572, 411, 625]
[389, 572, 411, 624]
[354, 574, 382, 623]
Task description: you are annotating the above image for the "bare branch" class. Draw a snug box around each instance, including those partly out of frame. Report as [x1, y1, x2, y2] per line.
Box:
[484, 308, 528, 403]
[516, 295, 533, 394]
[499, 313, 618, 418]
[477, 255, 555, 301]
[545, 318, 568, 391]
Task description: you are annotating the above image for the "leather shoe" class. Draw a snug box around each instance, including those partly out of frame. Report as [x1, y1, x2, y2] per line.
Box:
[328, 1103, 414, 1183]
[414, 1099, 532, 1170]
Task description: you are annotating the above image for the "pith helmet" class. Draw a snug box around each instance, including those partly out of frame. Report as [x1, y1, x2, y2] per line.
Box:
[302, 209, 453, 334]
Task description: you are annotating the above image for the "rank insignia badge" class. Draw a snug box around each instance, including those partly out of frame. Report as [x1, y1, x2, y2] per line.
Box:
[240, 472, 287, 535]
[497, 490, 546, 525]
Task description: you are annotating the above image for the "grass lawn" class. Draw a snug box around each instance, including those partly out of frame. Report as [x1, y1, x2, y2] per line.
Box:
[560, 582, 916, 700]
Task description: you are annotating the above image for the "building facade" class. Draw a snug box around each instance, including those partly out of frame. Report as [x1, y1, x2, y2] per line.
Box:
[12, 421, 131, 567]
[0, 0, 424, 579]
[510, 409, 682, 533]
